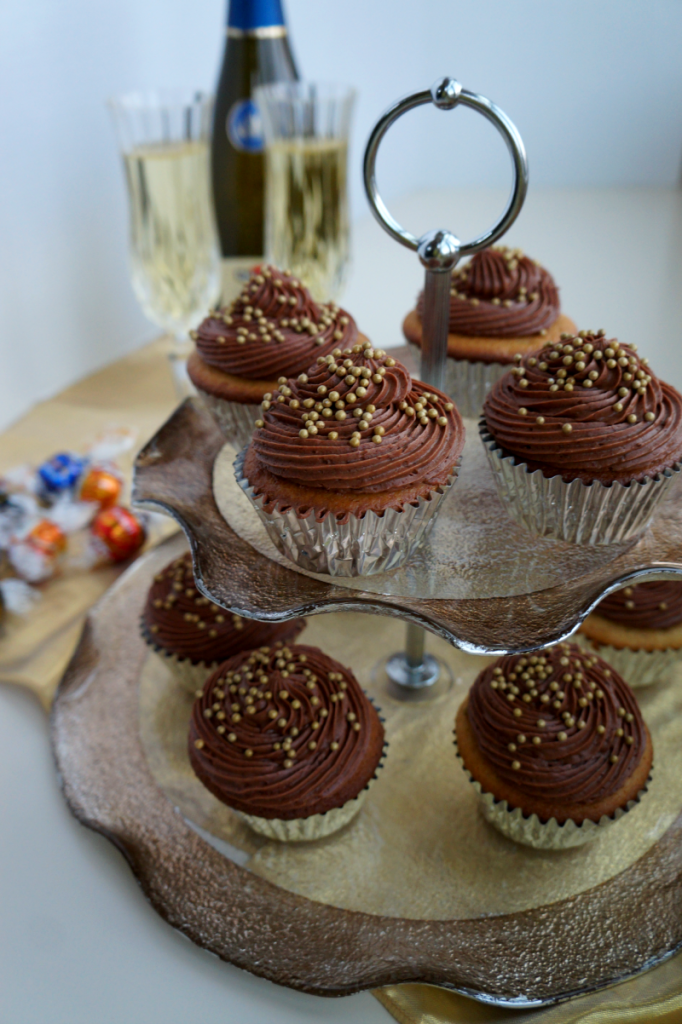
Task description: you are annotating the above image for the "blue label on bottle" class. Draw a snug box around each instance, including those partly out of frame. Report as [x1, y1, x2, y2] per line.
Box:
[227, 99, 264, 152]
[227, 0, 285, 30]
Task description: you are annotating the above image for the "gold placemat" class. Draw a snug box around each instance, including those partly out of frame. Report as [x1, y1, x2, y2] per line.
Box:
[375, 955, 682, 1022]
[0, 336, 178, 708]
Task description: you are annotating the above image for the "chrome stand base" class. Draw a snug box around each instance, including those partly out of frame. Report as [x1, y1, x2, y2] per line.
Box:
[376, 653, 454, 703]
[385, 651, 440, 689]
[376, 623, 453, 703]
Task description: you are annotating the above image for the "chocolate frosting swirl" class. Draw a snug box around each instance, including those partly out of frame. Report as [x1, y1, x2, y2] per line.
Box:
[596, 581, 682, 630]
[249, 341, 465, 497]
[188, 644, 385, 819]
[483, 331, 682, 484]
[142, 554, 305, 664]
[192, 265, 357, 380]
[416, 247, 560, 338]
[466, 642, 646, 806]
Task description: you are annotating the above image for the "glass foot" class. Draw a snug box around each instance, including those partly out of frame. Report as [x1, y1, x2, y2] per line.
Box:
[168, 351, 197, 401]
[372, 653, 454, 703]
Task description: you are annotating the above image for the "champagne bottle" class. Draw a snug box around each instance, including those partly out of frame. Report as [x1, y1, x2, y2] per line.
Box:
[211, 0, 298, 302]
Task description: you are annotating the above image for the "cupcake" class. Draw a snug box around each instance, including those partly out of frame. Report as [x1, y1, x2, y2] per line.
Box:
[141, 553, 305, 692]
[577, 581, 682, 688]
[187, 265, 361, 448]
[455, 642, 653, 849]
[235, 340, 465, 576]
[480, 331, 682, 544]
[188, 643, 386, 841]
[402, 246, 575, 418]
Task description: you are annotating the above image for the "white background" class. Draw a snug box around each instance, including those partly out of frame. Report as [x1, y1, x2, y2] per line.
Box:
[1, 0, 681, 431]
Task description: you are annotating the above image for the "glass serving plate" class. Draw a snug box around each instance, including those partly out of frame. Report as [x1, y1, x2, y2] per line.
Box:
[51, 533, 682, 1007]
[133, 396, 682, 654]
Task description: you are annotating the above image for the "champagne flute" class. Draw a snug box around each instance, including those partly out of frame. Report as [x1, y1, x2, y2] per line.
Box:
[255, 82, 355, 301]
[108, 89, 220, 397]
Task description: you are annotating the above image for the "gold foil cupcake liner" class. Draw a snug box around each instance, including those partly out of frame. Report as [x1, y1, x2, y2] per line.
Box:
[574, 633, 682, 689]
[234, 446, 460, 577]
[140, 620, 218, 695]
[196, 388, 261, 450]
[407, 341, 507, 419]
[479, 418, 682, 545]
[454, 737, 652, 850]
[234, 787, 369, 842]
[234, 730, 387, 843]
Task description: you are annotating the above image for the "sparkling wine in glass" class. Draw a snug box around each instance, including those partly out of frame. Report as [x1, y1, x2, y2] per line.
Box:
[109, 89, 220, 396]
[256, 82, 355, 301]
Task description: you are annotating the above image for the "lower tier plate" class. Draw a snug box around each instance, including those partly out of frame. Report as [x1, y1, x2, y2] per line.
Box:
[133, 397, 682, 654]
[51, 533, 682, 1006]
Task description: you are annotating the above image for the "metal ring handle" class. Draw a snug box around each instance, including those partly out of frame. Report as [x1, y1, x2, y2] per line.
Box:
[363, 77, 528, 269]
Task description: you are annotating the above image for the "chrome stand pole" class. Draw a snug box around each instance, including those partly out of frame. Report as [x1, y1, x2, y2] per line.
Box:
[363, 77, 528, 699]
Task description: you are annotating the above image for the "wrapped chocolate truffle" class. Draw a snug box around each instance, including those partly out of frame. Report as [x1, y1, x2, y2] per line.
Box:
[455, 642, 653, 849]
[189, 643, 386, 841]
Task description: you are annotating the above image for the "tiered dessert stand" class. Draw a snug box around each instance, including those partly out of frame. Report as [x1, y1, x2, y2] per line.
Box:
[51, 80, 682, 1009]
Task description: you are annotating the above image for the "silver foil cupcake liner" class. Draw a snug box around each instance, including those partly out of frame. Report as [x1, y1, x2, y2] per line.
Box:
[574, 632, 682, 689]
[141, 619, 218, 695]
[454, 737, 651, 850]
[479, 418, 682, 545]
[196, 388, 261, 450]
[234, 446, 459, 578]
[407, 342, 507, 419]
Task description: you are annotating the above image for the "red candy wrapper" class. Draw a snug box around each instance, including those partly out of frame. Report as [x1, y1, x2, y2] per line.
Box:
[79, 467, 122, 509]
[90, 506, 146, 563]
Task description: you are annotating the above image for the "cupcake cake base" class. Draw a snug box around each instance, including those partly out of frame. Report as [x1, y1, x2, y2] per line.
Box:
[454, 737, 652, 850]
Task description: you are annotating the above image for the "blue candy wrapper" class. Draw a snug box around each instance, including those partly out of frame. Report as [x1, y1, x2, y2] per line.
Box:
[37, 453, 86, 498]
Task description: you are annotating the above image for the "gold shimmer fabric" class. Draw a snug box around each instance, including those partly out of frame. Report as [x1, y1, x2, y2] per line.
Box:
[0, 338, 178, 708]
[374, 955, 682, 1022]
[2, 338, 682, 1021]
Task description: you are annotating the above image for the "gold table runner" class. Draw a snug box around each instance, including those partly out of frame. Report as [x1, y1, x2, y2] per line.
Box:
[0, 337, 178, 707]
[2, 338, 682, 1022]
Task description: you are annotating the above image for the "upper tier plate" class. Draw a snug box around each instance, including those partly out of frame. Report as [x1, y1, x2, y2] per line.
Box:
[133, 397, 682, 654]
